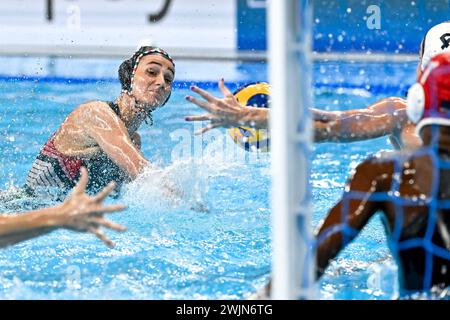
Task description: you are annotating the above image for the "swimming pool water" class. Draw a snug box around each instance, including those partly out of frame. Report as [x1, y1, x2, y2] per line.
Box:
[0, 58, 421, 299]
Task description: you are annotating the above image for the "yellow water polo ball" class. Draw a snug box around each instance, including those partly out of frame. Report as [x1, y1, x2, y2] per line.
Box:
[227, 82, 271, 152]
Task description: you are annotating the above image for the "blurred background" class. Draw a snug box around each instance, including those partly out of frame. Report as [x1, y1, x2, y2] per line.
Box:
[0, 0, 448, 83]
[0, 0, 448, 58]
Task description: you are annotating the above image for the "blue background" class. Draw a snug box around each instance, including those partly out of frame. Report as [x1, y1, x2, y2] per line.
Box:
[237, 0, 450, 54]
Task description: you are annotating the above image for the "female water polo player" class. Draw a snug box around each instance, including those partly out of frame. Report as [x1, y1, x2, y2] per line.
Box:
[186, 22, 450, 151]
[25, 46, 175, 197]
[1, 168, 126, 249]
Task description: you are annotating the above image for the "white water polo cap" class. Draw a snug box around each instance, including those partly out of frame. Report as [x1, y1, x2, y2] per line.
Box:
[421, 22, 450, 71]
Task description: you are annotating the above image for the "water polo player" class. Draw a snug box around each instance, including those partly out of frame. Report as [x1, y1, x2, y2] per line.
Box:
[316, 52, 450, 294]
[186, 22, 450, 151]
[255, 52, 450, 298]
[25, 46, 175, 197]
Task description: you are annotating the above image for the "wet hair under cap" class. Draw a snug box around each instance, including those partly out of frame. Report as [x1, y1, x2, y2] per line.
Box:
[118, 46, 175, 103]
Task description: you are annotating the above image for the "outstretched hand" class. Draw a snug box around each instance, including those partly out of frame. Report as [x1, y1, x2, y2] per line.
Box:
[58, 167, 127, 248]
[185, 79, 252, 135]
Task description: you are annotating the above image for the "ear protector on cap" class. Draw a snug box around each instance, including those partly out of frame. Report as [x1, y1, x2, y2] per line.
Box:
[406, 52, 450, 134]
[406, 82, 425, 123]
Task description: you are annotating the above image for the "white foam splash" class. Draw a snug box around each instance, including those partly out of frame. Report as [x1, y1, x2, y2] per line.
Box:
[121, 154, 242, 213]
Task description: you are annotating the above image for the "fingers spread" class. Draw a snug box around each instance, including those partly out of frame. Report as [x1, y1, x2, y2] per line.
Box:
[185, 95, 218, 113]
[218, 78, 233, 98]
[194, 127, 207, 135]
[89, 227, 115, 248]
[73, 167, 89, 194]
[194, 122, 224, 135]
[92, 181, 116, 202]
[190, 86, 218, 103]
[209, 122, 225, 130]
[217, 96, 244, 113]
[88, 217, 127, 232]
[96, 204, 127, 214]
[185, 114, 213, 122]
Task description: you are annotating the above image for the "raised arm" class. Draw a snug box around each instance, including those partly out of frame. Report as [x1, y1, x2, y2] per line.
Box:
[185, 79, 268, 134]
[0, 168, 126, 248]
[315, 159, 387, 277]
[313, 97, 409, 143]
[185, 82, 410, 143]
[85, 104, 151, 180]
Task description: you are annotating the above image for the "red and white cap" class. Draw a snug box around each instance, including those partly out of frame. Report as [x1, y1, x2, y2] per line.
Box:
[421, 22, 450, 71]
[407, 52, 450, 134]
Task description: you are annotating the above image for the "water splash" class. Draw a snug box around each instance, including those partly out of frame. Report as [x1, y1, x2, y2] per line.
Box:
[121, 154, 243, 213]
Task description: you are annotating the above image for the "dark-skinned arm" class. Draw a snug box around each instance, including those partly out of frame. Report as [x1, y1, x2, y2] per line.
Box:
[315, 159, 387, 277]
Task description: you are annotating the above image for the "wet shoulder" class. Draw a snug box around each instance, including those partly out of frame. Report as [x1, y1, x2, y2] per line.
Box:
[77, 100, 111, 113]
[352, 149, 432, 191]
[362, 149, 433, 170]
[351, 151, 397, 184]
[374, 97, 407, 111]
[55, 100, 110, 132]
[76, 100, 119, 123]
[350, 151, 408, 185]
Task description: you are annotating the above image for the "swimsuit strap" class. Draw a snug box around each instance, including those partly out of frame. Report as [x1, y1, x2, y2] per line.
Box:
[107, 101, 121, 117]
[108, 100, 154, 126]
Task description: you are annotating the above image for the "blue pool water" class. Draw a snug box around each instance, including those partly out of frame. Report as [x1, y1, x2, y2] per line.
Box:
[0, 57, 420, 299]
